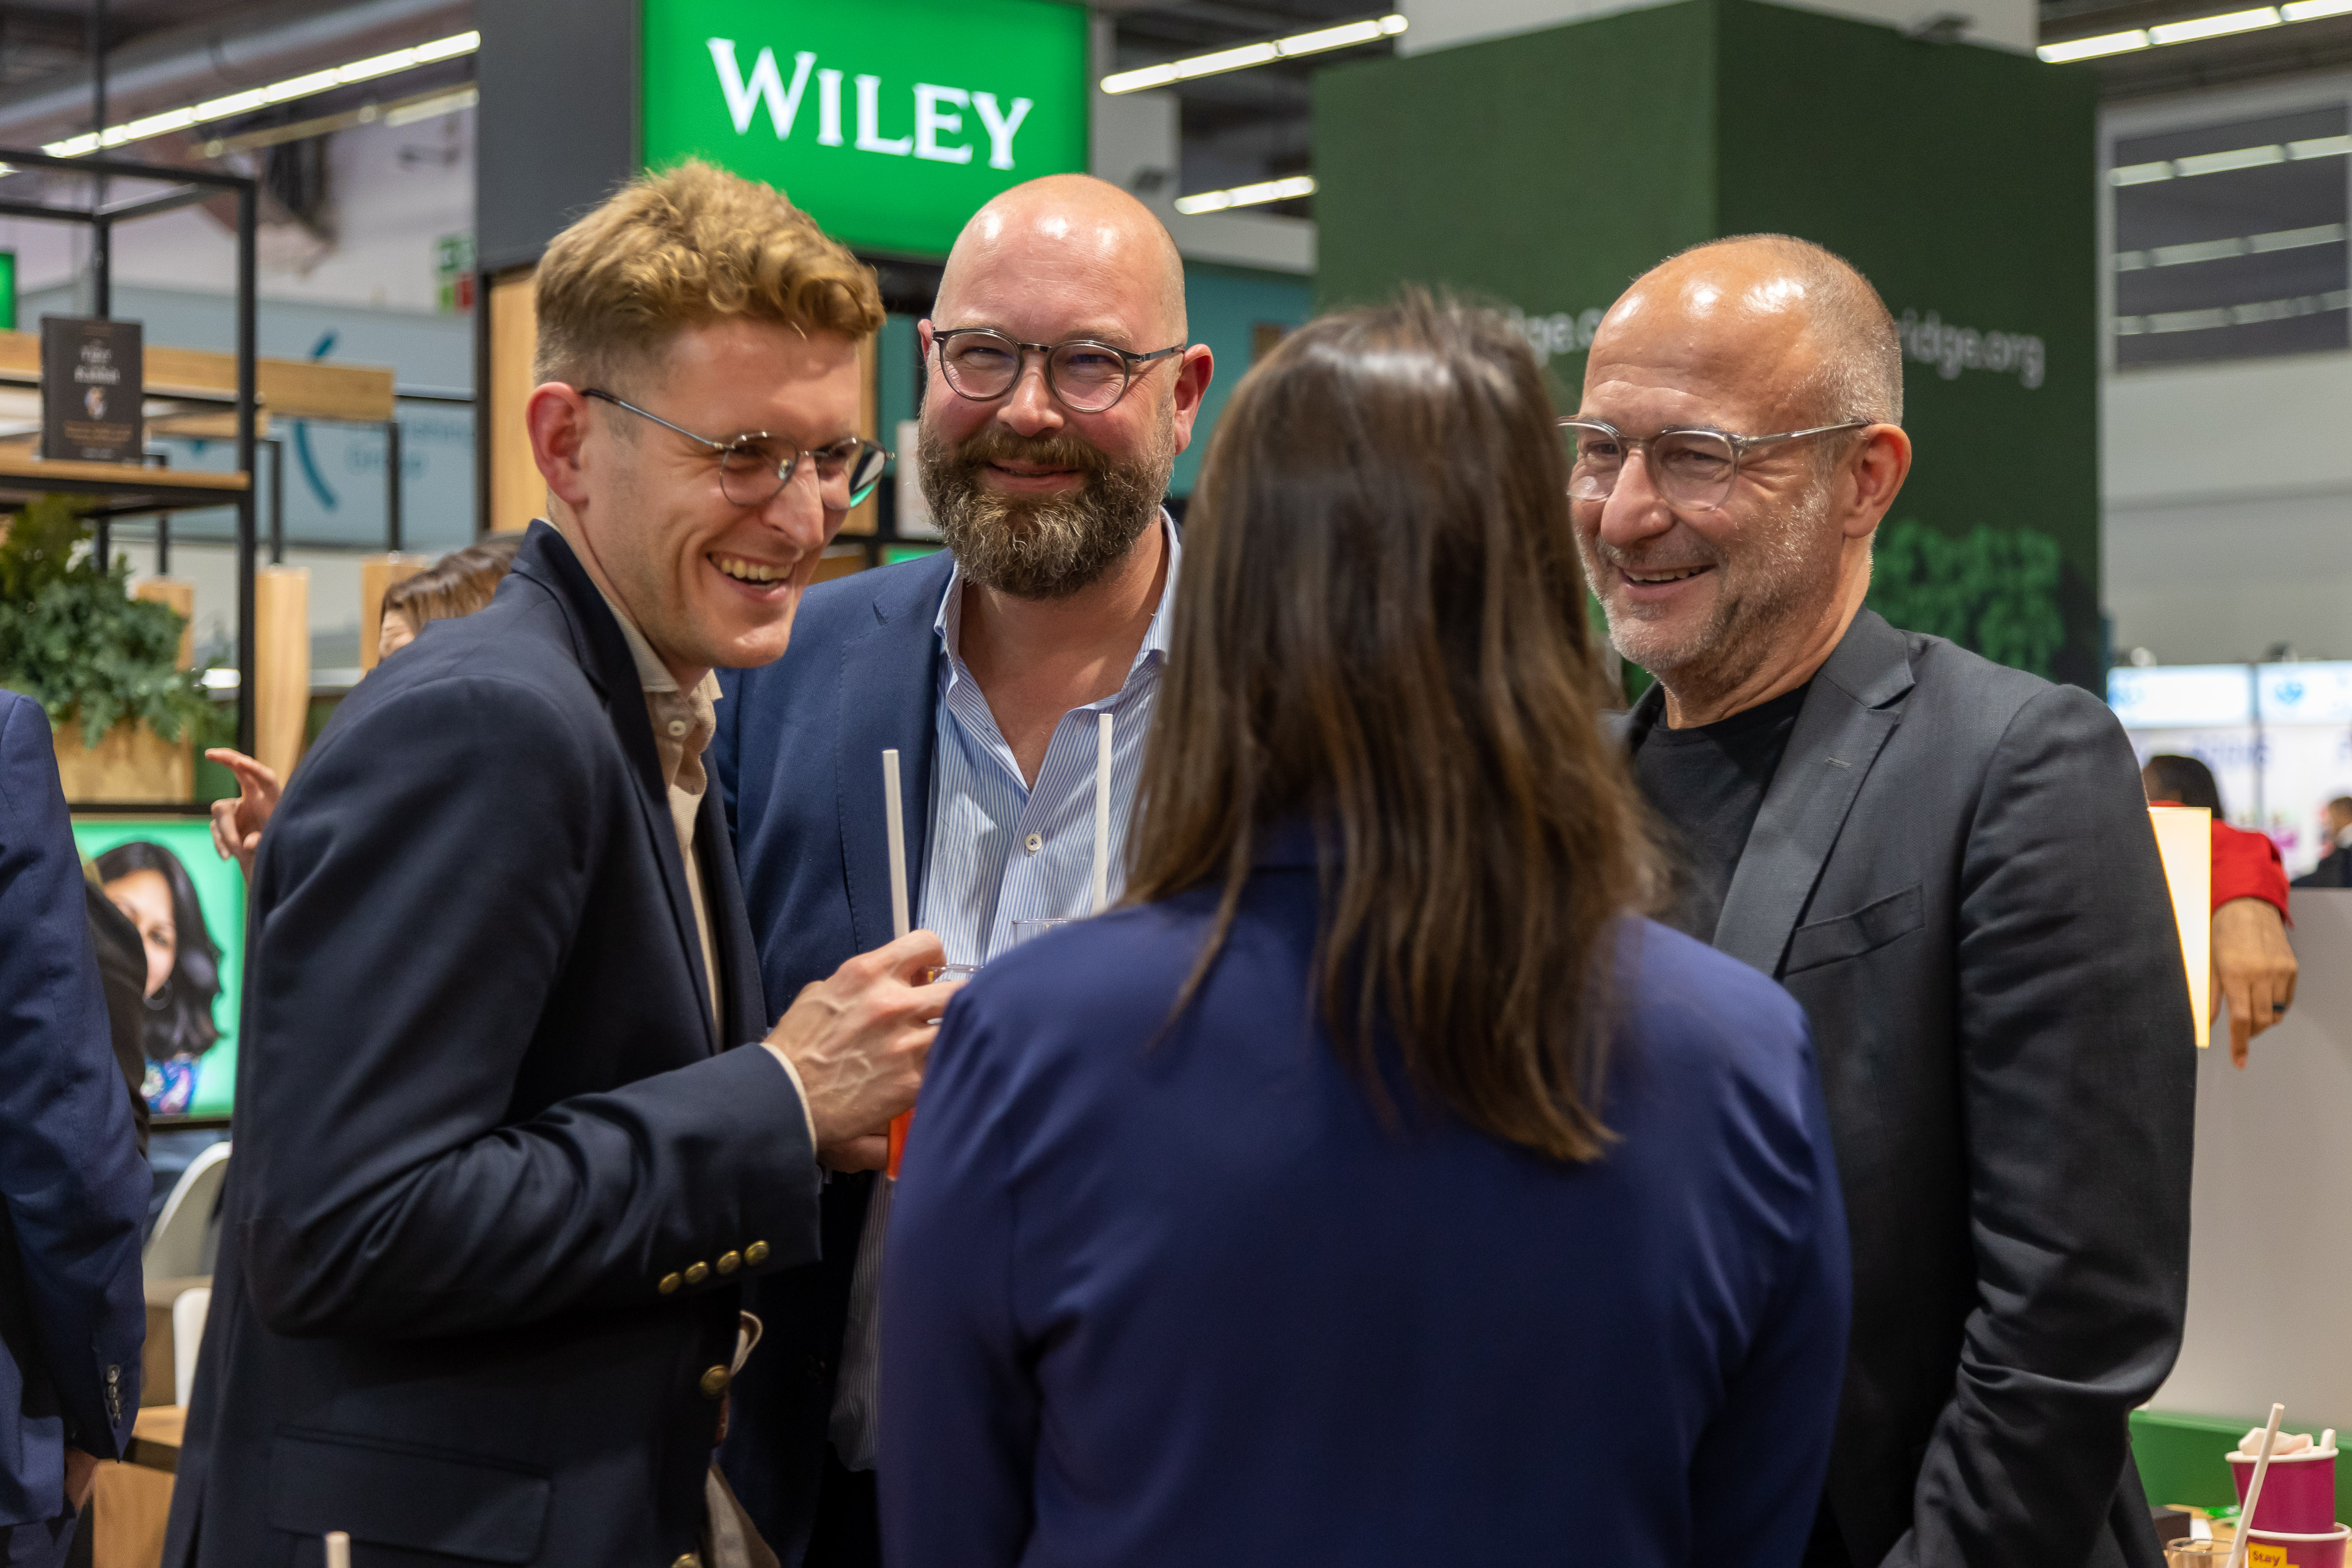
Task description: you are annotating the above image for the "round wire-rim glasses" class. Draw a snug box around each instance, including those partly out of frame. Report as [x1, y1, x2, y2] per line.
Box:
[931, 327, 1184, 414]
[1557, 416, 1871, 513]
[583, 389, 891, 509]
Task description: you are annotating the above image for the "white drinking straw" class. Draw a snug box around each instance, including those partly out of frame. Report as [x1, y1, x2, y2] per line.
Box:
[325, 1533, 352, 1568]
[2225, 1402, 2287, 1568]
[882, 750, 911, 941]
[1092, 712, 1114, 913]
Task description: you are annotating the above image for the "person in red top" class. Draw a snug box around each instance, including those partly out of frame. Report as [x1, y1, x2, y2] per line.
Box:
[2142, 753, 2295, 1068]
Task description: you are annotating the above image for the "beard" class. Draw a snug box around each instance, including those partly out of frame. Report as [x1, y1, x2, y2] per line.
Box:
[1580, 475, 1842, 700]
[919, 412, 1174, 600]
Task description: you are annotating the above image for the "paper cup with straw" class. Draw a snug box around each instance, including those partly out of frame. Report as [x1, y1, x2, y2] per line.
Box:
[2227, 1403, 2288, 1568]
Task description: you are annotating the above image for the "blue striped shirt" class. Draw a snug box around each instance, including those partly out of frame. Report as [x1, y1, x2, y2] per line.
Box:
[917, 517, 1179, 965]
[828, 514, 1180, 1470]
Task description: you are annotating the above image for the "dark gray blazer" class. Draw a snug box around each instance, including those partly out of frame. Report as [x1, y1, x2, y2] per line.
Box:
[1619, 609, 2194, 1568]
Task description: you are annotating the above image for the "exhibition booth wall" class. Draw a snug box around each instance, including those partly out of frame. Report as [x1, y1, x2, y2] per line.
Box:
[1314, 0, 2104, 688]
[2139, 889, 2352, 1520]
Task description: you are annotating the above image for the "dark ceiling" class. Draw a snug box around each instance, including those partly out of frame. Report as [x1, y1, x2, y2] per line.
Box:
[1, 0, 2340, 224]
[1101, 0, 1402, 218]
[1109, 0, 2352, 221]
[0, 1, 258, 93]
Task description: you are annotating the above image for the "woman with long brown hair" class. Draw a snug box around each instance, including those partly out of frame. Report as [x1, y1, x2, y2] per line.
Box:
[878, 293, 1849, 1566]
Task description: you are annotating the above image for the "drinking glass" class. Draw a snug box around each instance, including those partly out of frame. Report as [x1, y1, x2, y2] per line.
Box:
[1008, 917, 1078, 950]
[890, 963, 978, 1179]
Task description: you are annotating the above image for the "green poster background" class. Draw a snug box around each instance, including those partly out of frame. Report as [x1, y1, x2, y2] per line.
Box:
[75, 817, 243, 1119]
[641, 0, 1090, 260]
[1315, 1, 2102, 687]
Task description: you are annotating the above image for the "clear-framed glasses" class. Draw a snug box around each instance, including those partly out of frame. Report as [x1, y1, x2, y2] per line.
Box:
[931, 327, 1183, 414]
[582, 389, 891, 509]
[1557, 417, 1872, 513]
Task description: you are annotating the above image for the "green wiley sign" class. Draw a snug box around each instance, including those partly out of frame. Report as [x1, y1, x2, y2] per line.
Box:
[641, 0, 1090, 259]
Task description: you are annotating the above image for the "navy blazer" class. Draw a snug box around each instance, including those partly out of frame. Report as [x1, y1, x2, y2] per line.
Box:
[163, 524, 823, 1568]
[707, 550, 954, 1560]
[0, 690, 145, 1526]
[879, 833, 1852, 1567]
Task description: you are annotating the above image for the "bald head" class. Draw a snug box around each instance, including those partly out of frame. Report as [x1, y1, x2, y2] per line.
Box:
[940, 173, 1187, 342]
[1599, 235, 1902, 428]
[1573, 233, 1916, 726]
[919, 175, 1214, 604]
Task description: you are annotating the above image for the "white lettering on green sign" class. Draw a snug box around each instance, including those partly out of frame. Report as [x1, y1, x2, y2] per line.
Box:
[707, 39, 1035, 171]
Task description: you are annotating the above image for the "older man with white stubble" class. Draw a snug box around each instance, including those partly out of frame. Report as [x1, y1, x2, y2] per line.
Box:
[1575, 233, 2196, 1568]
[709, 175, 1212, 1567]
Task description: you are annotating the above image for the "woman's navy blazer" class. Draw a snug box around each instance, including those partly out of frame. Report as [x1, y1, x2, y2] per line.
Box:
[880, 825, 1852, 1568]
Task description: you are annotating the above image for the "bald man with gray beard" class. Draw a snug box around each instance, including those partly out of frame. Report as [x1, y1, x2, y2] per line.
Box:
[709, 175, 1214, 1567]
[1573, 235, 2194, 1568]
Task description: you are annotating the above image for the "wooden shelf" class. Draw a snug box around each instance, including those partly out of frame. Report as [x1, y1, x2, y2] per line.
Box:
[0, 330, 395, 424]
[0, 452, 248, 513]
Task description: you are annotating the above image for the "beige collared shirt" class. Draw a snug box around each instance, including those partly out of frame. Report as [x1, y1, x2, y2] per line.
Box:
[577, 573, 816, 1157]
[544, 519, 818, 1164]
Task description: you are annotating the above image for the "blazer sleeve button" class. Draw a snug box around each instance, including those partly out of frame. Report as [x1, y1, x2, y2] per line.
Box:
[743, 1241, 769, 1266]
[684, 1262, 710, 1285]
[657, 1273, 683, 1295]
[716, 1250, 742, 1276]
[699, 1365, 731, 1399]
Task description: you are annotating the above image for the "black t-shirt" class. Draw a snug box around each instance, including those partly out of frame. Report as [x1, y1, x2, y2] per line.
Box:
[1632, 683, 1813, 942]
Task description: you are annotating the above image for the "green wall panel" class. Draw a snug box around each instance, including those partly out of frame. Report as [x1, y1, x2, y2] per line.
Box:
[1172, 262, 1315, 499]
[1715, 1, 2100, 685]
[1315, 1, 1718, 344]
[1312, 0, 2103, 687]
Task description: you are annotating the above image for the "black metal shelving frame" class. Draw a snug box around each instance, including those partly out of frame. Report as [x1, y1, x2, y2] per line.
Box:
[0, 146, 260, 753]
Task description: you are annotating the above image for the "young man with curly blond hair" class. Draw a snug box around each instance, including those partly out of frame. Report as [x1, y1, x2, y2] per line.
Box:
[162, 162, 957, 1568]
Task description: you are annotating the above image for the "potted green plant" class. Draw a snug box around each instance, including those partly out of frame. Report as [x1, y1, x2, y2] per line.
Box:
[0, 494, 212, 801]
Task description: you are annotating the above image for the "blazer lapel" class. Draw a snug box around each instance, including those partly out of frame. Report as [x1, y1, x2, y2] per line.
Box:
[697, 785, 767, 1044]
[513, 520, 721, 1055]
[1712, 610, 1917, 978]
[836, 554, 956, 954]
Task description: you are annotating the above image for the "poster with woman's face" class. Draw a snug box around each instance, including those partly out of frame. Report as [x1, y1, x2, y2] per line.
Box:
[72, 817, 242, 1121]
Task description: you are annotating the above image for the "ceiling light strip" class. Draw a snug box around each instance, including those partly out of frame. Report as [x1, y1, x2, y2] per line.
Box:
[2113, 220, 2348, 269]
[1174, 175, 1317, 215]
[2037, 0, 2352, 59]
[2149, 5, 2281, 41]
[2107, 133, 2350, 185]
[42, 29, 480, 156]
[2039, 28, 2151, 58]
[2114, 286, 2350, 333]
[1102, 14, 1405, 94]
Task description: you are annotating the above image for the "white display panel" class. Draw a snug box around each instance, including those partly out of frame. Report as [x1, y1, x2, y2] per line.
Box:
[2110, 664, 2256, 728]
[2112, 663, 2352, 877]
